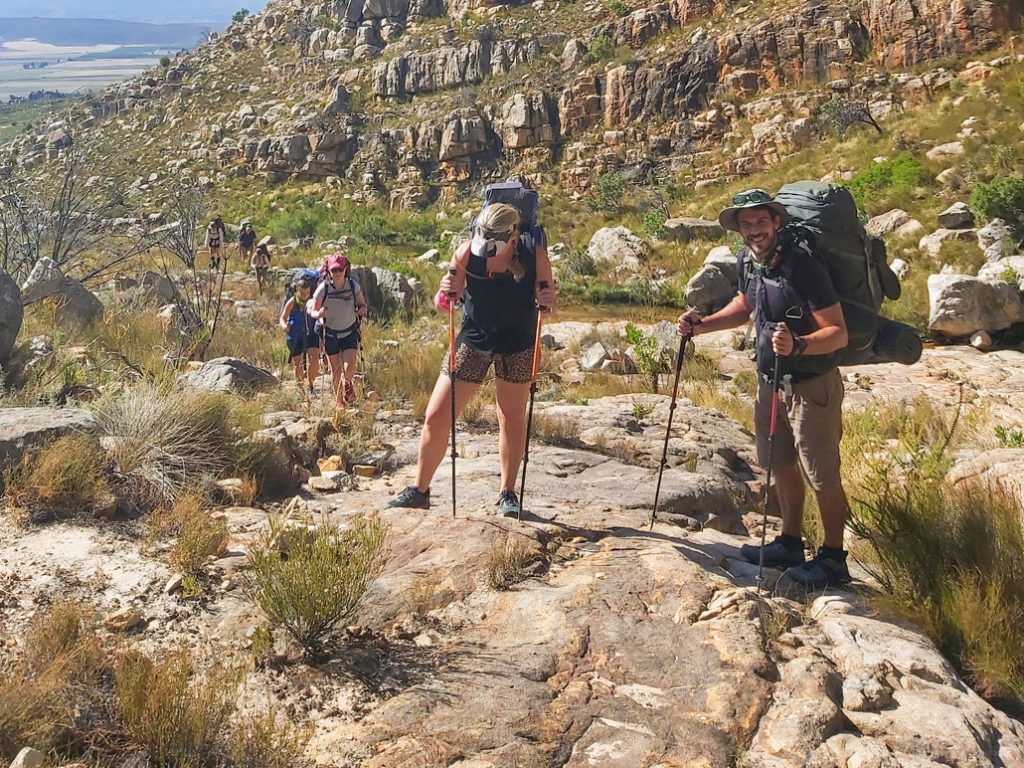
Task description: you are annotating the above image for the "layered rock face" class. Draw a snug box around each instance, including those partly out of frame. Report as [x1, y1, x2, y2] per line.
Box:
[860, 0, 1023, 67]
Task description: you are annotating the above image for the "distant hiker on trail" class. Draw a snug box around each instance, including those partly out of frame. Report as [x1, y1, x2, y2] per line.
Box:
[387, 200, 556, 517]
[279, 272, 320, 394]
[677, 188, 852, 590]
[250, 240, 271, 295]
[308, 253, 367, 410]
[205, 216, 227, 271]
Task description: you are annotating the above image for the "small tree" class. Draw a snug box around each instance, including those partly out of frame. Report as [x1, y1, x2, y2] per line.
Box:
[817, 95, 883, 139]
[153, 181, 225, 364]
[159, 55, 171, 68]
[970, 176, 1024, 242]
[625, 322, 670, 393]
[585, 170, 627, 215]
[232, 8, 250, 23]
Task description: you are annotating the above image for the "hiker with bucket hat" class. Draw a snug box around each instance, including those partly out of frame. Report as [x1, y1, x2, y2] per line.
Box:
[676, 188, 852, 590]
[386, 201, 556, 517]
[308, 252, 367, 411]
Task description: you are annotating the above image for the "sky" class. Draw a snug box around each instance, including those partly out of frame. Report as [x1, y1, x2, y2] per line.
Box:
[0, 0, 270, 24]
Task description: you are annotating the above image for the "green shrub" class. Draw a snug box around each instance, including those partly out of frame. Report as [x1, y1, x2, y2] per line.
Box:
[585, 171, 627, 215]
[607, 0, 631, 15]
[588, 35, 615, 62]
[995, 425, 1024, 448]
[641, 209, 668, 239]
[624, 322, 669, 393]
[232, 8, 250, 23]
[243, 516, 388, 656]
[159, 55, 171, 68]
[970, 175, 1024, 239]
[845, 152, 933, 209]
[563, 247, 597, 277]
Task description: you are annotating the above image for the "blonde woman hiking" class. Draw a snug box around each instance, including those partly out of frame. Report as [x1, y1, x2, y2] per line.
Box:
[387, 201, 556, 517]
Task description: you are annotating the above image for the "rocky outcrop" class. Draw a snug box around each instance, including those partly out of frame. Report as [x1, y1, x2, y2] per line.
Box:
[177, 357, 278, 394]
[0, 269, 23, 364]
[351, 266, 420, 316]
[860, 0, 1022, 68]
[371, 38, 539, 98]
[495, 92, 558, 150]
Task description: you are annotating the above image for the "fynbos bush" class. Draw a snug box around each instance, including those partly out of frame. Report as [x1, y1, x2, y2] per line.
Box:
[243, 516, 388, 655]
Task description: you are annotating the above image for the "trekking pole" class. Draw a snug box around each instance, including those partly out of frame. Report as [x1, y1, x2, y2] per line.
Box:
[447, 267, 458, 519]
[756, 352, 783, 596]
[299, 307, 312, 415]
[649, 329, 693, 531]
[517, 280, 549, 521]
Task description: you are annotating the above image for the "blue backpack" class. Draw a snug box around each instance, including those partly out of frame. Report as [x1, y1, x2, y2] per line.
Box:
[475, 181, 546, 251]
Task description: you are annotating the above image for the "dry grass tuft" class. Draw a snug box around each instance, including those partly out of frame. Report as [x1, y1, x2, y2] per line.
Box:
[114, 649, 239, 768]
[92, 385, 236, 505]
[228, 708, 311, 768]
[146, 492, 229, 577]
[486, 535, 535, 590]
[3, 433, 112, 523]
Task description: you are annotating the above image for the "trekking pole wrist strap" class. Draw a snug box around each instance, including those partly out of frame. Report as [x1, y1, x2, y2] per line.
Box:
[793, 335, 807, 356]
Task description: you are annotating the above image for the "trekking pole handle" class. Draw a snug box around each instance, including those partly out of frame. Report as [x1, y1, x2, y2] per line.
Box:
[537, 280, 550, 311]
[447, 267, 458, 298]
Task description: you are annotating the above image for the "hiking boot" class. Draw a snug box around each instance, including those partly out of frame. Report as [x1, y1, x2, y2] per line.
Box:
[497, 489, 521, 518]
[740, 535, 805, 569]
[344, 380, 356, 404]
[386, 486, 430, 510]
[784, 547, 851, 590]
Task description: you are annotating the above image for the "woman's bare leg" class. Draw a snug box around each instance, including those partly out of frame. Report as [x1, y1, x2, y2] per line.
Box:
[494, 378, 531, 491]
[413, 374, 482, 491]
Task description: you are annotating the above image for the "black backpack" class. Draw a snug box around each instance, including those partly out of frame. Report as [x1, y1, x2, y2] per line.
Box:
[772, 181, 920, 367]
[475, 181, 545, 251]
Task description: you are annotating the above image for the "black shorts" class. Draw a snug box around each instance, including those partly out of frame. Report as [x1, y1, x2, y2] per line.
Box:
[287, 334, 319, 358]
[324, 331, 359, 356]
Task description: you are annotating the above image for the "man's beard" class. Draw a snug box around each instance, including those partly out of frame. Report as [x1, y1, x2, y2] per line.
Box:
[745, 233, 777, 261]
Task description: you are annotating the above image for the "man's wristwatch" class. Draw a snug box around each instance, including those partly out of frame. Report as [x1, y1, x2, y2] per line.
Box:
[793, 335, 808, 356]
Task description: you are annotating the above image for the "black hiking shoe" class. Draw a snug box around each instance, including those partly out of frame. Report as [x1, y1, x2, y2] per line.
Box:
[740, 535, 805, 569]
[784, 547, 851, 590]
[386, 486, 430, 510]
[497, 489, 521, 518]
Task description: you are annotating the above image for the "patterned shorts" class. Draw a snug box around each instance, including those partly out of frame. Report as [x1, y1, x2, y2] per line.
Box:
[441, 342, 534, 385]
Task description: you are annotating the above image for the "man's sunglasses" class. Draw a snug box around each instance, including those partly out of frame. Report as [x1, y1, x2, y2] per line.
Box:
[732, 189, 773, 206]
[329, 267, 345, 273]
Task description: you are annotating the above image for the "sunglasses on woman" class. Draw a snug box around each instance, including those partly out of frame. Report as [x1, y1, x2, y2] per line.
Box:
[483, 227, 516, 243]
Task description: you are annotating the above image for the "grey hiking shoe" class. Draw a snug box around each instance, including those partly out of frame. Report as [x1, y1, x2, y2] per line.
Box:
[740, 535, 805, 569]
[784, 547, 851, 590]
[497, 489, 521, 518]
[386, 486, 430, 510]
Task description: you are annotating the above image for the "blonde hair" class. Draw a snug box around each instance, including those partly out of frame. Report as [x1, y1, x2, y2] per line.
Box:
[478, 203, 525, 281]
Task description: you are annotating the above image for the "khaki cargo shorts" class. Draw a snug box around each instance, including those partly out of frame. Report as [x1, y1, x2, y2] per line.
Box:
[754, 368, 844, 491]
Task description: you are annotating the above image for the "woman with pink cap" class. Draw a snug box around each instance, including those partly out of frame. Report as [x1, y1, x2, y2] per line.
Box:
[308, 253, 368, 410]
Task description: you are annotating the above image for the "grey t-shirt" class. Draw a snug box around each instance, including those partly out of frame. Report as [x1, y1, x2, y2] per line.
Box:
[314, 277, 363, 335]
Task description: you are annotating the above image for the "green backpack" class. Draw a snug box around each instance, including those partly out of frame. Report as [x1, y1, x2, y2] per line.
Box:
[774, 180, 921, 367]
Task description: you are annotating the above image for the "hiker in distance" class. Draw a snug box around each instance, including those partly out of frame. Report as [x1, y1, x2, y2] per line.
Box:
[387, 201, 556, 517]
[205, 215, 227, 271]
[279, 271, 320, 394]
[677, 188, 852, 589]
[308, 252, 367, 410]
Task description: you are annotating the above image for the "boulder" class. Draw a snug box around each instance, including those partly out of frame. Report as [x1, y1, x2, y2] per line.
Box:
[0, 407, 97, 485]
[865, 209, 910, 238]
[20, 257, 103, 326]
[977, 218, 1015, 262]
[587, 227, 647, 274]
[662, 217, 725, 243]
[0, 269, 23, 364]
[580, 341, 610, 372]
[177, 357, 278, 394]
[919, 228, 978, 260]
[9, 748, 45, 768]
[949, 448, 1024, 509]
[978, 255, 1024, 290]
[138, 270, 179, 303]
[936, 202, 974, 229]
[351, 266, 418, 317]
[927, 274, 1024, 337]
[685, 264, 734, 315]
[925, 141, 964, 161]
[703, 245, 738, 284]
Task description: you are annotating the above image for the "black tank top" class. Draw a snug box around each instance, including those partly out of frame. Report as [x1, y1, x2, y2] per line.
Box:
[461, 237, 537, 354]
